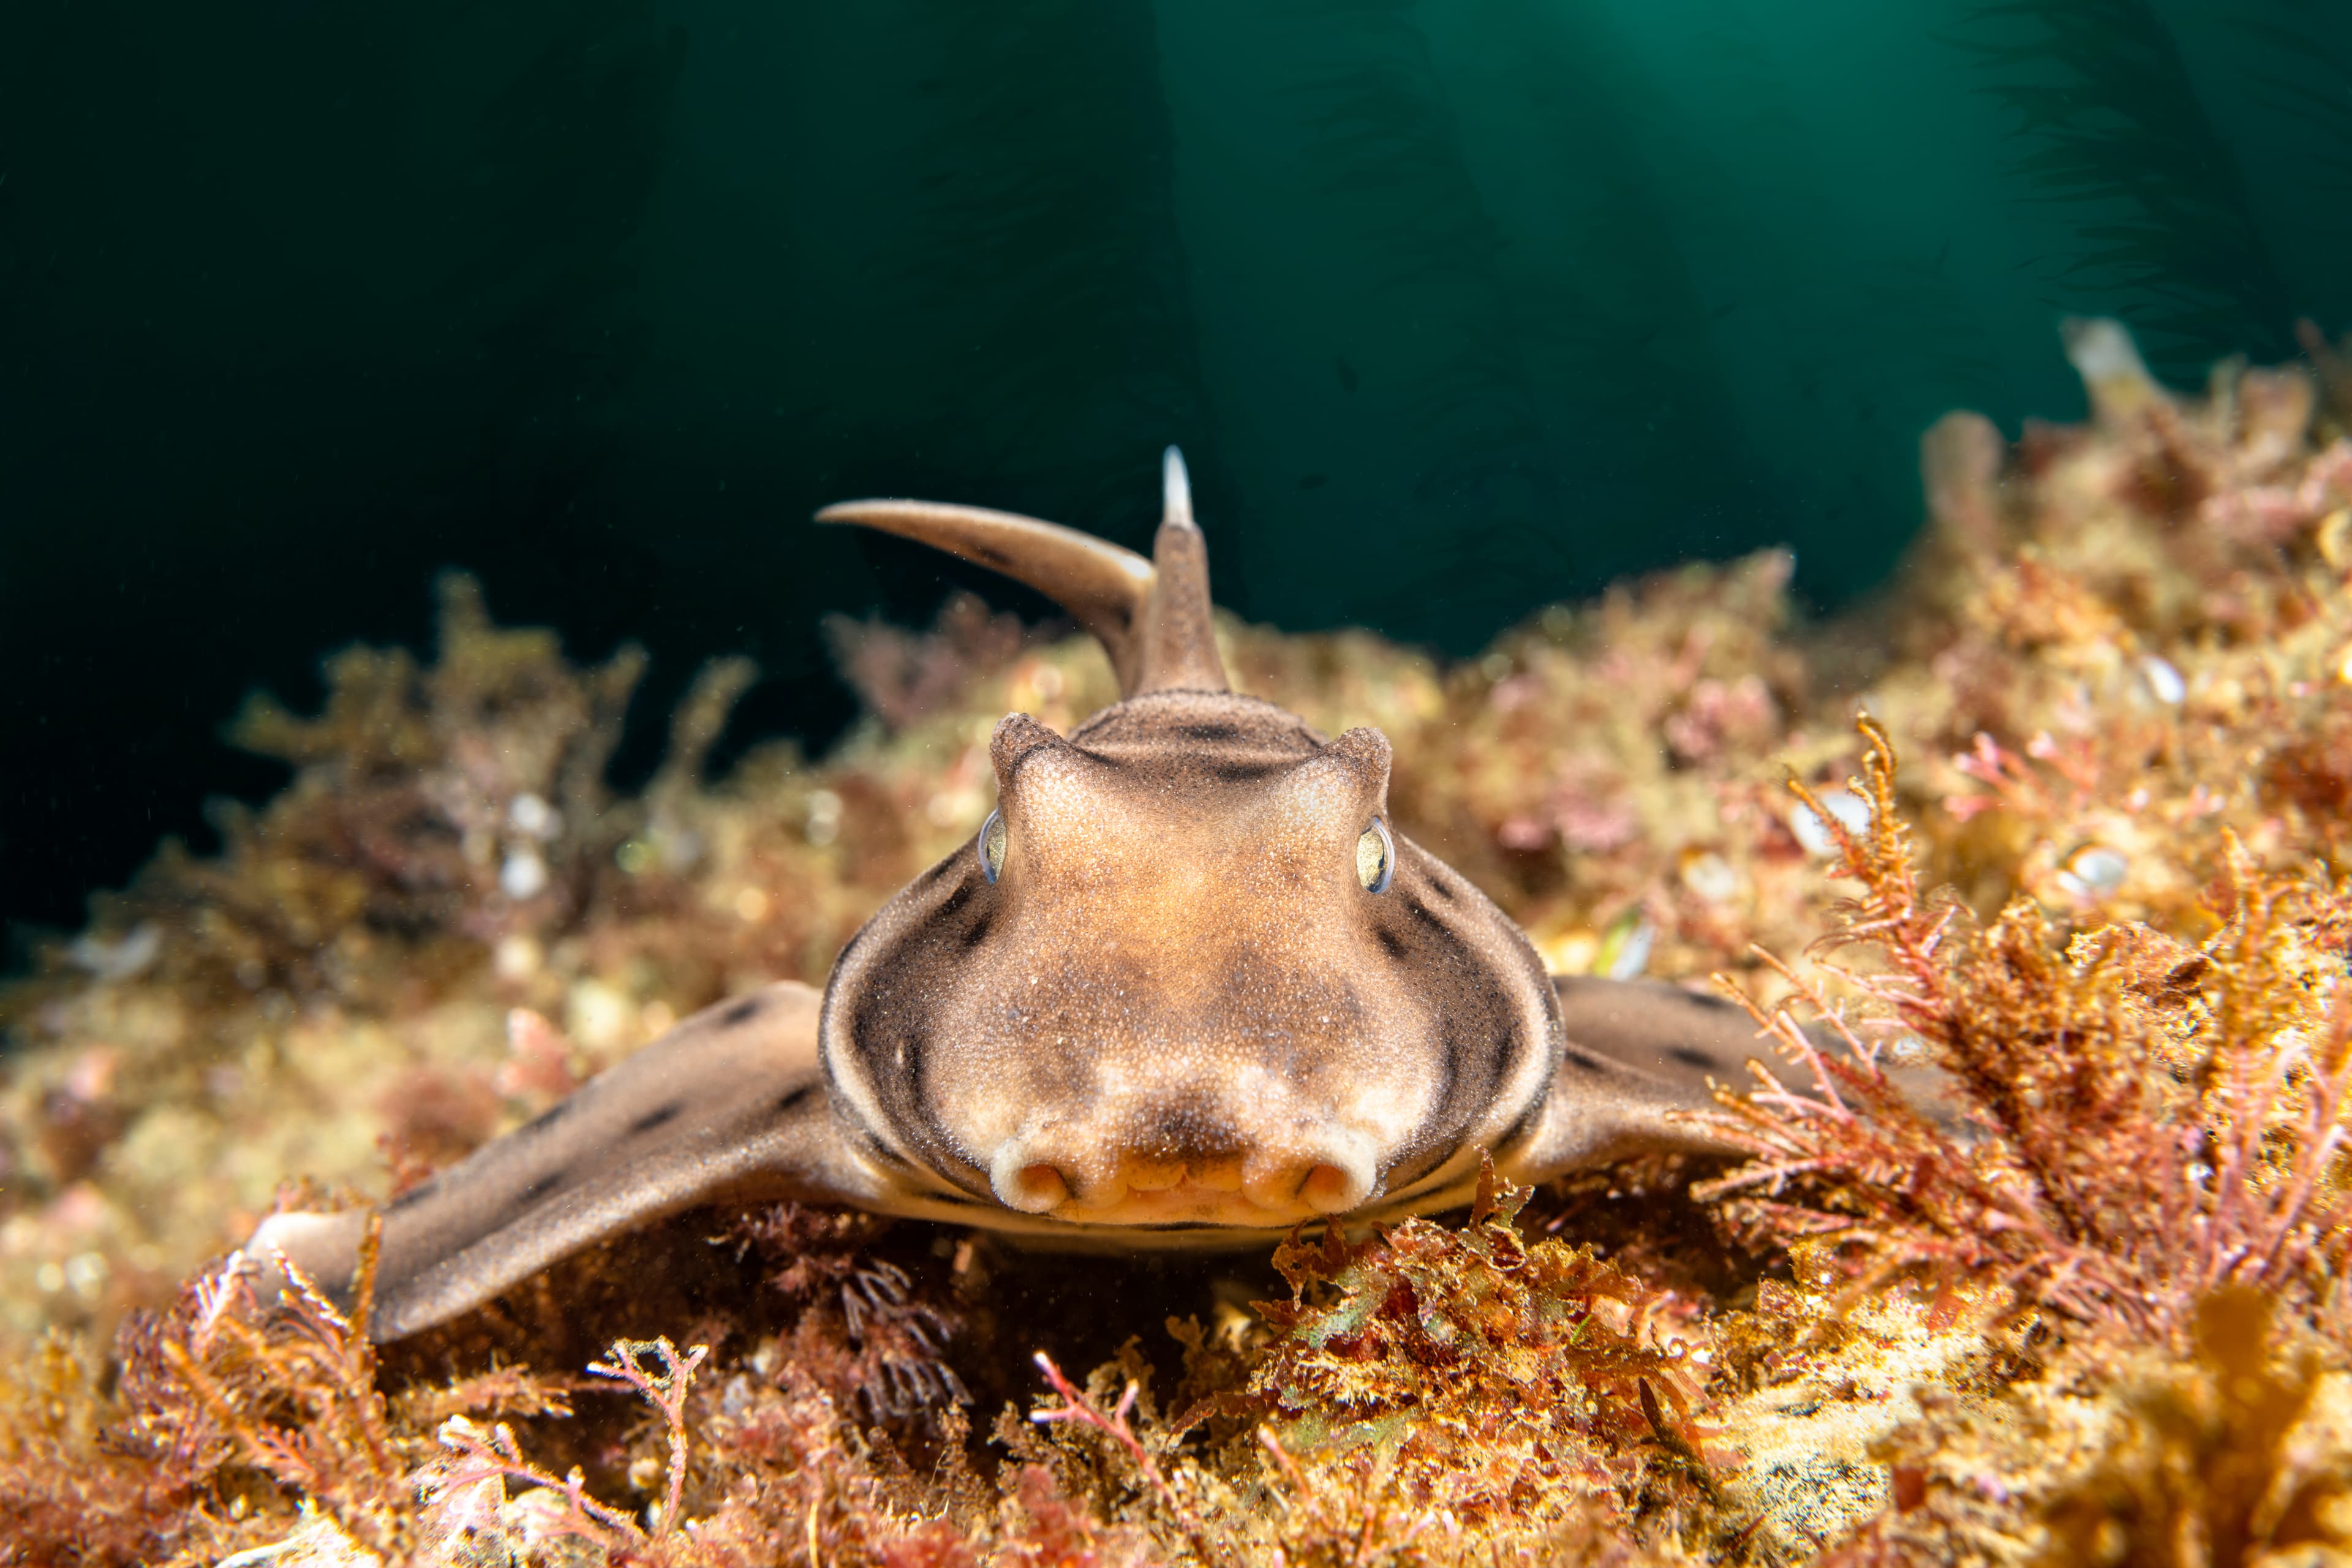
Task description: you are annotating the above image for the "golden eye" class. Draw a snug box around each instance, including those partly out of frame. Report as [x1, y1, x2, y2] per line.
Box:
[979, 808, 1008, 884]
[1356, 818, 1394, 893]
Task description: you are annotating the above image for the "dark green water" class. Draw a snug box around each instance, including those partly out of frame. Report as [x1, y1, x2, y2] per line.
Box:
[3, 0, 2348, 939]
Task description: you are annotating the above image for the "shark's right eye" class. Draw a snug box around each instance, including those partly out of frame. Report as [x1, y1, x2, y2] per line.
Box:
[979, 808, 1008, 883]
[1356, 818, 1394, 893]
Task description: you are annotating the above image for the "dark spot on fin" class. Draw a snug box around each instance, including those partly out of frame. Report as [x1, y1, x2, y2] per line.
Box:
[1498, 1095, 1546, 1150]
[517, 1100, 573, 1137]
[1178, 722, 1240, 741]
[846, 1121, 917, 1174]
[720, 997, 764, 1028]
[774, 1084, 816, 1115]
[384, 1180, 439, 1215]
[1667, 1046, 1717, 1071]
[627, 1102, 685, 1137]
[1212, 761, 1279, 782]
[513, 1170, 569, 1210]
[1562, 1049, 1610, 1077]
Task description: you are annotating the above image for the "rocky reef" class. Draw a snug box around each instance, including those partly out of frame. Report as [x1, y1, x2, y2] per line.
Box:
[7, 318, 2352, 1565]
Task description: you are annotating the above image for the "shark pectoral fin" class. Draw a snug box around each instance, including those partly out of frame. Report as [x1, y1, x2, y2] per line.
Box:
[361, 1080, 858, 1341]
[246, 1207, 371, 1303]
[1493, 976, 1771, 1182]
[1540, 973, 1968, 1147]
[1550, 974, 1774, 1096]
[1505, 1040, 1748, 1180]
[246, 979, 873, 1341]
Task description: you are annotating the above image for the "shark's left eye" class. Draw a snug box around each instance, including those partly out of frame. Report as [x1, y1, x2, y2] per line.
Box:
[1356, 818, 1394, 893]
[979, 808, 1008, 884]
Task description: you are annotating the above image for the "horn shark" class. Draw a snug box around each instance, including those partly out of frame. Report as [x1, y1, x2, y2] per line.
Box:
[251, 449, 1769, 1341]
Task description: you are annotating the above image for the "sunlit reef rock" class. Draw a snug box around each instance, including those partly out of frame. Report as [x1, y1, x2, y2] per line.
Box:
[7, 320, 2352, 1563]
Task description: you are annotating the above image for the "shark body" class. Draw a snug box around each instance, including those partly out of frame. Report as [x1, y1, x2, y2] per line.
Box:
[252, 451, 1768, 1341]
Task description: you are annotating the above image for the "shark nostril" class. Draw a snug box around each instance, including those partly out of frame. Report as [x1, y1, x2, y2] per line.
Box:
[1243, 1147, 1374, 1215]
[1301, 1159, 1371, 1215]
[990, 1142, 1072, 1213]
[1011, 1164, 1069, 1209]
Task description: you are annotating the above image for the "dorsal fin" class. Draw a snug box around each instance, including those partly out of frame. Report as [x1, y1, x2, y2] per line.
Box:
[1137, 448, 1229, 694]
[816, 447, 1229, 698]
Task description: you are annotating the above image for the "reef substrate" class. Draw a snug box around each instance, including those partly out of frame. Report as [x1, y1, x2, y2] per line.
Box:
[9, 320, 2352, 1566]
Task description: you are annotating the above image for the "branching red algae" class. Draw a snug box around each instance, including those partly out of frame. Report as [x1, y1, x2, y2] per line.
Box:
[1698, 718, 2352, 1343]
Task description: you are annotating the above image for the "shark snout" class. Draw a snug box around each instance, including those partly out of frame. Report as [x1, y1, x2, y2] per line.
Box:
[987, 1120, 1378, 1224]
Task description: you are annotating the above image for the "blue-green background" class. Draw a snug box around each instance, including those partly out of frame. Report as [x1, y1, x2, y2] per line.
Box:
[4, 0, 2348, 939]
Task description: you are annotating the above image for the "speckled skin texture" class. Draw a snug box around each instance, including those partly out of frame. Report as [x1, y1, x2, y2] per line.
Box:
[251, 451, 1770, 1341]
[821, 695, 1558, 1231]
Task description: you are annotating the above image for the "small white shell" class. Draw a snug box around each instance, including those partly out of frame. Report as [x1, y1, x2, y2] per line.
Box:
[1790, 789, 1872, 856]
[500, 847, 550, 900]
[2054, 844, 2128, 900]
[2138, 655, 2185, 706]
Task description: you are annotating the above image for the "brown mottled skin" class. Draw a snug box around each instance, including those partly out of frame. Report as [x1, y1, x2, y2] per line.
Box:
[252, 450, 1772, 1341]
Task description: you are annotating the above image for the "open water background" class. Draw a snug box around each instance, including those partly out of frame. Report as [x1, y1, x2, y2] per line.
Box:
[3, 0, 2348, 943]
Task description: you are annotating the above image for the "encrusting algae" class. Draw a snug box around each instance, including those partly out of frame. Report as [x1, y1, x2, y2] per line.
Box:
[9, 317, 2352, 1564]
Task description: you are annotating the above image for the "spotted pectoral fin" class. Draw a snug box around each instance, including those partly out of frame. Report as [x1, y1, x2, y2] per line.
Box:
[1497, 976, 1768, 1180]
[1550, 975, 1771, 1098]
[247, 981, 880, 1341]
[1508, 975, 1964, 1179]
[1506, 1036, 1748, 1180]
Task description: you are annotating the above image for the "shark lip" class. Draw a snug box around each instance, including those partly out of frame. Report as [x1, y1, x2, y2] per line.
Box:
[989, 1134, 1382, 1224]
[1042, 1177, 1330, 1228]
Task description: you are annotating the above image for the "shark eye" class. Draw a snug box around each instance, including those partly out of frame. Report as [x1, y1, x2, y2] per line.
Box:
[1355, 818, 1394, 893]
[979, 808, 1008, 884]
